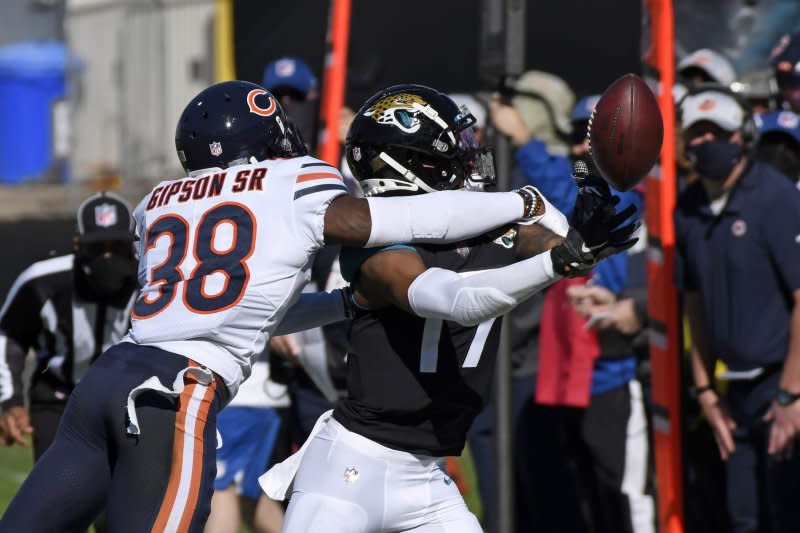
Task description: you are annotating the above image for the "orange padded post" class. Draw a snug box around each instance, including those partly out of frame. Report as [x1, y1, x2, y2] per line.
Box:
[644, 0, 684, 532]
[317, 0, 352, 166]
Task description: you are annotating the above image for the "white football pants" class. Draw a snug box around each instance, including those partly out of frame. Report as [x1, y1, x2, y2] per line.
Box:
[280, 418, 482, 533]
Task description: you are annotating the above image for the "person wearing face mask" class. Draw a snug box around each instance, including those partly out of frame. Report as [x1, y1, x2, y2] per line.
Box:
[263, 57, 319, 152]
[0, 191, 137, 461]
[676, 87, 800, 533]
[753, 110, 800, 188]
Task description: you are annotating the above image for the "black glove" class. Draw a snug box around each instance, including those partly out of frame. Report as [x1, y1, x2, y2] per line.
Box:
[551, 226, 636, 277]
[551, 162, 639, 277]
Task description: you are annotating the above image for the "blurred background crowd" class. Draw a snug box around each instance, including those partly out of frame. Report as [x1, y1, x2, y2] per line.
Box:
[2, 1, 800, 533]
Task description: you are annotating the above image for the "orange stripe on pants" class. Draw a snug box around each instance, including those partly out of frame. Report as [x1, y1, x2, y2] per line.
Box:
[152, 381, 196, 532]
[151, 366, 216, 532]
[176, 381, 216, 532]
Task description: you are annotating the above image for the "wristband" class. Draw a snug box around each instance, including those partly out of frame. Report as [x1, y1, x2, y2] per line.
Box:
[776, 388, 800, 406]
[515, 186, 540, 220]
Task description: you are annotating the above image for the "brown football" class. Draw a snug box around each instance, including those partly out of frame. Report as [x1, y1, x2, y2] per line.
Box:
[588, 73, 663, 191]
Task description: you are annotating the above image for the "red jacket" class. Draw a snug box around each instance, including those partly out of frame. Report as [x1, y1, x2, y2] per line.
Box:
[536, 276, 600, 407]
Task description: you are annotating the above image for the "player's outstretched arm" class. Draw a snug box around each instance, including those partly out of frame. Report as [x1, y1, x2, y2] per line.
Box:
[355, 197, 638, 326]
[323, 188, 545, 248]
[273, 289, 353, 336]
[353, 247, 558, 327]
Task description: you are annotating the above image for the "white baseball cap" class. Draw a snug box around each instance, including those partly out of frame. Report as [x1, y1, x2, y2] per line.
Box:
[680, 90, 744, 132]
[678, 49, 736, 86]
[513, 70, 575, 135]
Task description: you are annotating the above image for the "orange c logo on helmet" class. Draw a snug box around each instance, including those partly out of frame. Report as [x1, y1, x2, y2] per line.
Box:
[247, 89, 277, 117]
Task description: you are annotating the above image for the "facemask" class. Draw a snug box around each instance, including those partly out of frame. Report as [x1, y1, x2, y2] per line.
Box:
[754, 144, 800, 184]
[685, 139, 743, 181]
[76, 253, 137, 302]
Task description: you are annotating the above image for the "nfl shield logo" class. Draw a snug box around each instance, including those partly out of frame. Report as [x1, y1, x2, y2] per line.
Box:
[209, 141, 223, 157]
[276, 59, 296, 77]
[343, 467, 359, 484]
[778, 111, 799, 129]
[95, 204, 118, 228]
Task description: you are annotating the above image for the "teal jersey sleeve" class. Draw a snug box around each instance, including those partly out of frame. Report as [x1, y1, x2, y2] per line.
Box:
[339, 244, 417, 282]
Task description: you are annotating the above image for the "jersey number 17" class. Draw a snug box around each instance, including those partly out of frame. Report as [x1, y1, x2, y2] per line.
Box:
[419, 317, 497, 373]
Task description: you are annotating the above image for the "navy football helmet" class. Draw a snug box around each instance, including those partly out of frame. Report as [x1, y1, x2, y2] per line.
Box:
[345, 84, 495, 196]
[175, 80, 307, 173]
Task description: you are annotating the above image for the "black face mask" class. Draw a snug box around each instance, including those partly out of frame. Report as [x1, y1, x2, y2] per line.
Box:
[75, 253, 137, 304]
[282, 99, 318, 151]
[754, 143, 800, 184]
[685, 139, 743, 182]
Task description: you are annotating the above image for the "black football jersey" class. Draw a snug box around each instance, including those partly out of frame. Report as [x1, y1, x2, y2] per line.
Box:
[333, 227, 519, 456]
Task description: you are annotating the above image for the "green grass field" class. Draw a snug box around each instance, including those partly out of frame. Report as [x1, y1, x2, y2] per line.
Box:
[0, 444, 32, 514]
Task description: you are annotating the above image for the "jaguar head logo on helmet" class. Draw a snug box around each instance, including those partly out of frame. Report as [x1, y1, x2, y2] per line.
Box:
[345, 84, 496, 197]
[363, 92, 433, 134]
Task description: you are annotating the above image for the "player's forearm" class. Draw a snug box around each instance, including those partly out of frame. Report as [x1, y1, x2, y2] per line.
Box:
[273, 290, 347, 336]
[515, 224, 565, 259]
[406, 252, 559, 326]
[365, 190, 529, 247]
[0, 335, 27, 408]
[779, 296, 800, 391]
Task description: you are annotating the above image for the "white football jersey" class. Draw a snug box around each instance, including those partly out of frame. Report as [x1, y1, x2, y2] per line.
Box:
[124, 155, 348, 396]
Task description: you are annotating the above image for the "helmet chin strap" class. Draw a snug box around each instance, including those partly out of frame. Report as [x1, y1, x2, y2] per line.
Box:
[378, 152, 439, 193]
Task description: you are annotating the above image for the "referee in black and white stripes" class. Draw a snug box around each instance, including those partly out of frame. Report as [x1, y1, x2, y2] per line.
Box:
[0, 192, 138, 460]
